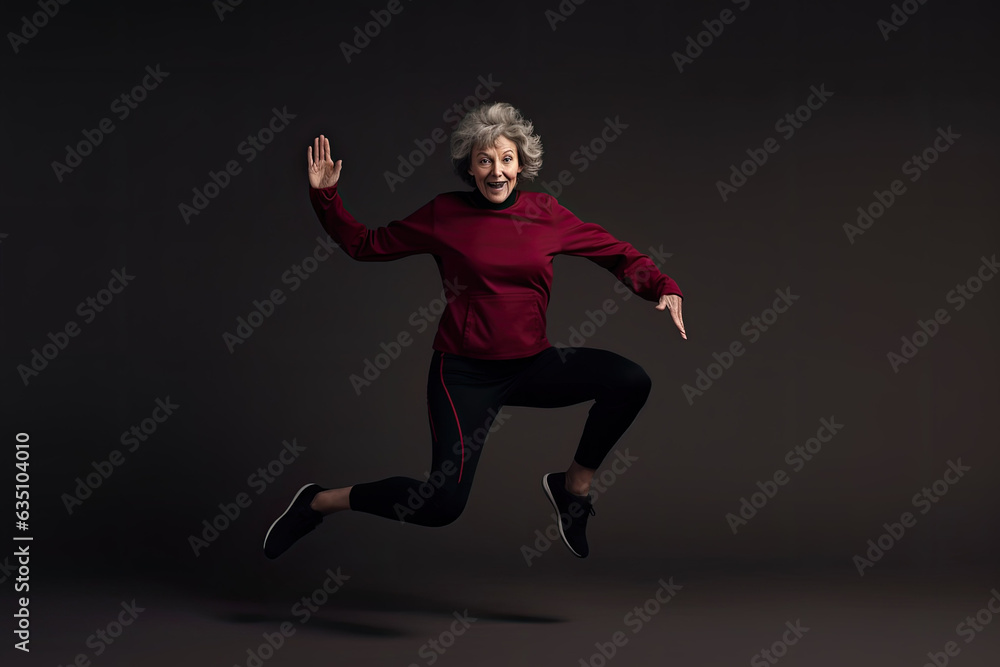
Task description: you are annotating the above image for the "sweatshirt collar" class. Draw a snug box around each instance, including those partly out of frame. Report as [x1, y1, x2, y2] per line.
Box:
[469, 187, 519, 210]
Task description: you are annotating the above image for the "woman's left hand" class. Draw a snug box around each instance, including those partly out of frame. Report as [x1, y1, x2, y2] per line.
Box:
[656, 294, 687, 340]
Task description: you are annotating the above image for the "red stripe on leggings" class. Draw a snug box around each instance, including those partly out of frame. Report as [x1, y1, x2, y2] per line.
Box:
[439, 353, 465, 482]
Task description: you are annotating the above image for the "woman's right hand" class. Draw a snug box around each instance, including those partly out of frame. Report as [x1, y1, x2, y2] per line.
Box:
[307, 134, 342, 189]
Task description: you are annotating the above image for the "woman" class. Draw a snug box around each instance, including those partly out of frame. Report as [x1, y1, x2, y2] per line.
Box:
[264, 102, 686, 560]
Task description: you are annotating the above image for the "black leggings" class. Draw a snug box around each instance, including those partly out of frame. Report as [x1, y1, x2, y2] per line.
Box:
[348, 346, 652, 527]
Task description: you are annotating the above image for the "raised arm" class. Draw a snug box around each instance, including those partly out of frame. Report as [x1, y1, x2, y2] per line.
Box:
[307, 135, 433, 262]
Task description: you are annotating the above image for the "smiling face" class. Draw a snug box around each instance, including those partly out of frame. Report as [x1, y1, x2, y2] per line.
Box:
[468, 135, 524, 203]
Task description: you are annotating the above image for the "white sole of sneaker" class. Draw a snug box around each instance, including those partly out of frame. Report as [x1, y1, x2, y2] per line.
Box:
[542, 474, 586, 558]
[263, 483, 319, 556]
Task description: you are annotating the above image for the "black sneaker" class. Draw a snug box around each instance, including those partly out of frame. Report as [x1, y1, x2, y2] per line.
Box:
[542, 472, 596, 558]
[263, 483, 327, 559]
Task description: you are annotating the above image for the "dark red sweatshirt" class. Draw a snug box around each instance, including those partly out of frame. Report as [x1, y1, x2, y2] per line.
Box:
[309, 185, 683, 360]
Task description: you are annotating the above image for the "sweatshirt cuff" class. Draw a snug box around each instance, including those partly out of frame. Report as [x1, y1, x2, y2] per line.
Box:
[659, 279, 683, 300]
[310, 184, 339, 201]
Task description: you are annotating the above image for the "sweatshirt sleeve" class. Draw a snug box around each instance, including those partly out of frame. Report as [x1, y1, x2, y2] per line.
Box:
[309, 185, 434, 262]
[553, 199, 683, 301]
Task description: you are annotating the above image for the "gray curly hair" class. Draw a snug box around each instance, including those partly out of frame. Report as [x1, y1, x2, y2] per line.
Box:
[450, 102, 543, 188]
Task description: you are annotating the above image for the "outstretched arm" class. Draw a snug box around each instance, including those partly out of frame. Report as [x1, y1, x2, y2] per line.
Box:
[307, 135, 433, 262]
[555, 201, 687, 339]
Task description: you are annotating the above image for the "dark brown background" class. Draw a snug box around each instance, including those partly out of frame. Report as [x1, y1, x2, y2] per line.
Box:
[2, 0, 997, 633]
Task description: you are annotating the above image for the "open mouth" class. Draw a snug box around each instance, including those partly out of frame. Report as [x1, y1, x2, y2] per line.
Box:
[487, 181, 506, 191]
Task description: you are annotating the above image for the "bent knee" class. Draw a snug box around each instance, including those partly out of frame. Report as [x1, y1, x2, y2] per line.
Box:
[623, 362, 652, 398]
[425, 493, 469, 527]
